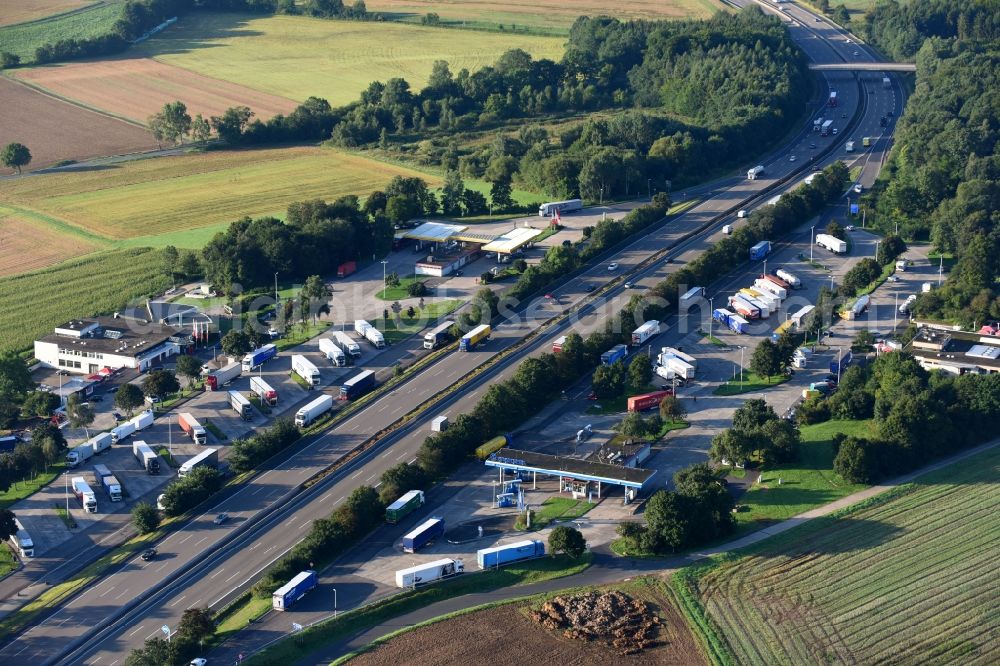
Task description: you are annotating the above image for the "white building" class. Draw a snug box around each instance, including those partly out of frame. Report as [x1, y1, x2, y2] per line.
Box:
[908, 327, 1000, 375]
[34, 317, 191, 376]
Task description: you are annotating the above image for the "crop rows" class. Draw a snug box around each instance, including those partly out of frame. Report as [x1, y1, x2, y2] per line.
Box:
[694, 447, 1000, 665]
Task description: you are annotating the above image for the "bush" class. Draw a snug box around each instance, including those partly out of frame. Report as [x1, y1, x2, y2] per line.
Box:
[132, 501, 160, 534]
[161, 467, 223, 517]
[228, 418, 300, 472]
[549, 525, 586, 558]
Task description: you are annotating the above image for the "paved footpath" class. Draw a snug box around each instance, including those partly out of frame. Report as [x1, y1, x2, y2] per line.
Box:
[288, 438, 999, 665]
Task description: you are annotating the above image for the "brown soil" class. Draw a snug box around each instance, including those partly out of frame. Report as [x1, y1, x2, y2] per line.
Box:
[350, 585, 707, 666]
[0, 77, 155, 172]
[0, 0, 93, 27]
[529, 590, 661, 655]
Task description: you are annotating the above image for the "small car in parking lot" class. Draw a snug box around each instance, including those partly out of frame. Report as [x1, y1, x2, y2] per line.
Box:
[854, 184, 863, 193]
[214, 513, 228, 525]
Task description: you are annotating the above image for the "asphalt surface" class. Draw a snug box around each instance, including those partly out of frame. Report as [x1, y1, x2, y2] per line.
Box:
[3, 3, 901, 663]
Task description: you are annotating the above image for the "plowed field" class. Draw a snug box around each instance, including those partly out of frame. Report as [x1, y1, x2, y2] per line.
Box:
[14, 58, 298, 124]
[0, 0, 96, 27]
[0, 206, 101, 276]
[0, 77, 155, 171]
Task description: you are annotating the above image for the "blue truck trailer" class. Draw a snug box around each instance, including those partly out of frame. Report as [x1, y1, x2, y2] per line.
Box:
[402, 517, 445, 553]
[340, 369, 376, 400]
[830, 350, 853, 375]
[241, 343, 277, 372]
[272, 570, 318, 611]
[477, 539, 545, 569]
[750, 240, 771, 261]
[600, 344, 628, 366]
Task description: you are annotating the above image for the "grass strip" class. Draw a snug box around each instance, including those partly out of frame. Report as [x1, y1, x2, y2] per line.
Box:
[713, 371, 790, 396]
[204, 419, 228, 442]
[0, 463, 67, 510]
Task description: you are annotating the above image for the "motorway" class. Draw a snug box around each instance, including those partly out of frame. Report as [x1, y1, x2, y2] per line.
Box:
[4, 4, 899, 664]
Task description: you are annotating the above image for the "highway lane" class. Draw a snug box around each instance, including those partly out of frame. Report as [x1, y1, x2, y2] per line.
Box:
[29, 8, 895, 664]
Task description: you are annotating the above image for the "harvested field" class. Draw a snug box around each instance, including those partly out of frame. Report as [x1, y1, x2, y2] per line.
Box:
[350, 582, 706, 665]
[0, 0, 97, 28]
[14, 58, 299, 125]
[685, 445, 1000, 665]
[0, 77, 155, 172]
[0, 1, 123, 61]
[131, 13, 565, 106]
[366, 0, 725, 32]
[0, 146, 441, 239]
[0, 205, 102, 276]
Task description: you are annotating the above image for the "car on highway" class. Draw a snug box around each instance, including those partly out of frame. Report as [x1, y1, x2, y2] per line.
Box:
[585, 284, 596, 292]
[809, 143, 816, 149]
[190, 659, 208, 666]
[845, 225, 856, 231]
[854, 50, 860, 56]
[887, 275, 900, 282]
[213, 513, 228, 525]
[587, 392, 598, 401]
[789, 155, 797, 162]
[607, 262, 619, 271]
[140, 548, 157, 561]
[832, 128, 839, 134]
[814, 17, 820, 21]
[624, 281, 634, 288]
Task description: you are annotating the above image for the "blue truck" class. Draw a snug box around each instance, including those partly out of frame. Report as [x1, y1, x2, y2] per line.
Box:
[272, 570, 318, 611]
[750, 240, 771, 262]
[340, 369, 376, 400]
[241, 343, 277, 372]
[402, 517, 445, 553]
[600, 344, 628, 366]
[830, 350, 853, 375]
[712, 308, 748, 335]
[477, 539, 545, 569]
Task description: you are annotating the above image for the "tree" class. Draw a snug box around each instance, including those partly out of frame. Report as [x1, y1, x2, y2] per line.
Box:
[489, 179, 515, 211]
[177, 607, 215, 643]
[591, 360, 625, 399]
[301, 274, 332, 323]
[549, 525, 586, 558]
[406, 280, 428, 297]
[440, 170, 465, 216]
[833, 436, 880, 483]
[825, 220, 845, 240]
[461, 188, 488, 216]
[21, 390, 58, 418]
[220, 330, 252, 358]
[148, 101, 192, 146]
[643, 490, 689, 553]
[627, 354, 652, 392]
[619, 412, 650, 440]
[378, 462, 425, 505]
[1, 142, 31, 174]
[142, 370, 179, 400]
[853, 329, 875, 351]
[0, 509, 17, 543]
[1, 52, 20, 69]
[66, 392, 95, 437]
[132, 501, 160, 533]
[125, 637, 172, 666]
[750, 338, 783, 382]
[191, 114, 211, 142]
[115, 383, 144, 417]
[174, 355, 203, 384]
[659, 395, 686, 423]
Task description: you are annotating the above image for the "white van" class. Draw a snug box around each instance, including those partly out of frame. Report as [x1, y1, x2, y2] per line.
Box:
[722, 224, 733, 235]
[737, 210, 748, 218]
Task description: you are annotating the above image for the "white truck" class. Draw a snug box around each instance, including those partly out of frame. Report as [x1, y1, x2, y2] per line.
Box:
[395, 558, 464, 588]
[67, 442, 94, 468]
[292, 354, 321, 387]
[132, 440, 160, 474]
[71, 476, 97, 513]
[94, 463, 122, 501]
[656, 349, 695, 379]
[295, 394, 334, 427]
[660, 347, 697, 369]
[318, 338, 347, 367]
[895, 259, 907, 272]
[354, 320, 385, 349]
[89, 432, 112, 456]
[775, 269, 802, 288]
[178, 448, 218, 477]
[250, 376, 278, 406]
[111, 410, 154, 444]
[754, 278, 787, 300]
[816, 233, 847, 254]
[845, 140, 855, 152]
[177, 412, 207, 445]
[631, 321, 660, 346]
[747, 165, 764, 180]
[333, 331, 362, 358]
[229, 390, 252, 420]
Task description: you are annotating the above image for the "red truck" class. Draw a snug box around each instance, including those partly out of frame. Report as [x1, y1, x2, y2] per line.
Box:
[627, 390, 673, 412]
[337, 261, 356, 278]
[177, 412, 207, 445]
[761, 273, 791, 291]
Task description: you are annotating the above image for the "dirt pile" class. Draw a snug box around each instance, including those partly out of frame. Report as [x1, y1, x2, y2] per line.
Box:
[529, 590, 661, 655]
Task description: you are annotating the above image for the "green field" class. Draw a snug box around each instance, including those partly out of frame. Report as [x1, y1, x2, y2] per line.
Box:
[685, 445, 1000, 665]
[0, 247, 171, 354]
[0, 1, 124, 61]
[0, 146, 441, 241]
[713, 370, 791, 395]
[133, 13, 566, 106]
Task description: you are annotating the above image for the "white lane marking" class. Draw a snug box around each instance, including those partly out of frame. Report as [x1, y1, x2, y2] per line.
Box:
[351, 470, 362, 479]
[336, 496, 345, 504]
[210, 569, 225, 579]
[381, 450, 392, 458]
[249, 542, 261, 551]
[99, 586, 115, 598]
[225, 571, 242, 583]
[155, 563, 167, 572]
[115, 588, 130, 600]
[366, 474, 376, 483]
[252, 485, 269, 496]
[178, 534, 193, 544]
[169, 595, 188, 607]
[195, 536, 207, 546]
[126, 626, 145, 638]
[396, 452, 408, 460]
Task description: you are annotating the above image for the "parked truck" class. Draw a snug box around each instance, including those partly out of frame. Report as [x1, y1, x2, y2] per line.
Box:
[552, 336, 567, 353]
[250, 376, 278, 406]
[206, 362, 241, 391]
[241, 343, 277, 372]
[729, 295, 761, 320]
[395, 558, 464, 588]
[93, 463, 122, 501]
[177, 412, 207, 445]
[747, 165, 764, 180]
[132, 440, 160, 474]
[229, 391, 252, 420]
[71, 476, 97, 513]
[354, 320, 386, 349]
[680, 286, 705, 304]
[291, 354, 321, 388]
[741, 288, 779, 311]
[336, 261, 357, 278]
[294, 394, 334, 427]
[340, 370, 375, 401]
[110, 420, 137, 445]
[67, 443, 94, 467]
[658, 355, 695, 381]
[459, 324, 491, 351]
[775, 269, 802, 288]
[631, 320, 660, 346]
[385, 489, 424, 524]
[477, 539, 545, 569]
[538, 199, 583, 217]
[402, 517, 445, 553]
[272, 570, 318, 611]
[661, 347, 697, 369]
[178, 448, 218, 477]
[816, 233, 847, 254]
[317, 337, 347, 367]
[422, 320, 455, 350]
[791, 305, 815, 329]
[844, 294, 870, 320]
[600, 344, 628, 366]
[627, 389, 673, 412]
[828, 90, 837, 106]
[88, 432, 113, 456]
[750, 240, 771, 261]
[759, 274, 790, 296]
[831, 350, 853, 375]
[895, 259, 907, 272]
[333, 331, 362, 358]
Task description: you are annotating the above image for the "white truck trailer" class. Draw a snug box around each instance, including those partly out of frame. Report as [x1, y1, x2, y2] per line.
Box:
[395, 558, 464, 588]
[354, 320, 385, 349]
[333, 331, 362, 358]
[295, 394, 334, 427]
[318, 338, 347, 367]
[816, 233, 847, 254]
[291, 354, 321, 387]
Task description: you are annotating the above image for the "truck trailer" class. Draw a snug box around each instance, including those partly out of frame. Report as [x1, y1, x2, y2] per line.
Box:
[538, 199, 583, 217]
[422, 321, 455, 350]
[757, 276, 789, 298]
[459, 324, 491, 351]
[272, 570, 318, 611]
[661, 347, 697, 369]
[319, 337, 347, 367]
[775, 269, 802, 288]
[337, 261, 356, 278]
[831, 350, 853, 375]
[600, 344, 628, 366]
[241, 344, 277, 372]
[354, 320, 385, 349]
[206, 362, 241, 391]
[402, 517, 445, 553]
[729, 295, 761, 320]
[94, 463, 122, 501]
[9, 519, 34, 558]
[250, 376, 278, 406]
[178, 448, 218, 477]
[386, 489, 424, 524]
[816, 233, 847, 254]
[750, 240, 771, 261]
[294, 394, 334, 427]
[292, 354, 321, 387]
[229, 391, 252, 420]
[66, 443, 94, 467]
[477, 539, 545, 569]
[71, 476, 97, 513]
[340, 370, 375, 401]
[177, 412, 207, 445]
[845, 139, 855, 152]
[820, 119, 834, 136]
[552, 336, 567, 353]
[844, 294, 870, 320]
[828, 90, 837, 106]
[132, 441, 160, 474]
[333, 331, 362, 358]
[747, 165, 764, 180]
[680, 286, 705, 304]
[791, 305, 815, 329]
[395, 558, 464, 588]
[631, 321, 660, 346]
[628, 390, 673, 412]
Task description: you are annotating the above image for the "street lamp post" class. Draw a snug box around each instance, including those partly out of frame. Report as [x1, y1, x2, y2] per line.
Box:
[740, 346, 745, 386]
[381, 260, 388, 301]
[333, 588, 338, 618]
[874, 239, 881, 263]
[837, 346, 843, 385]
[708, 297, 714, 341]
[894, 293, 898, 330]
[647, 179, 652, 200]
[274, 272, 279, 308]
[810, 226, 816, 262]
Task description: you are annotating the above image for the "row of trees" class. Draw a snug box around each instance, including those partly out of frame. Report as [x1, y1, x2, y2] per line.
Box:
[228, 417, 300, 472]
[0, 423, 67, 493]
[124, 607, 216, 666]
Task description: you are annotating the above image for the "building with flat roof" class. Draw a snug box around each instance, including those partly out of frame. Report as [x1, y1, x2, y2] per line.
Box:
[908, 326, 1000, 375]
[34, 316, 192, 376]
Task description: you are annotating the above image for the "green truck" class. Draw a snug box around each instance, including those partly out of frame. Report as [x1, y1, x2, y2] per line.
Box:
[385, 490, 425, 524]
